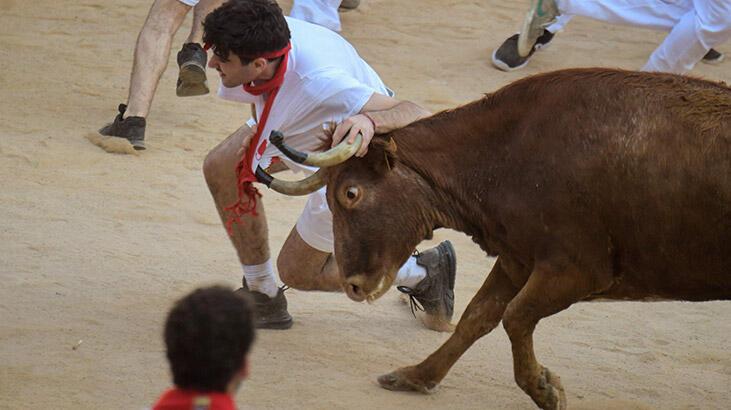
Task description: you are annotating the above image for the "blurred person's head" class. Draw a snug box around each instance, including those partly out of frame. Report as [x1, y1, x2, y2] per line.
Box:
[164, 285, 255, 393]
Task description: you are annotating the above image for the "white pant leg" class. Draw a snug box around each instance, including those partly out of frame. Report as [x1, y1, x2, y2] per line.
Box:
[296, 187, 334, 253]
[177, 0, 199, 5]
[290, 0, 342, 32]
[692, 0, 731, 48]
[642, 10, 706, 72]
[556, 0, 692, 30]
[644, 0, 731, 73]
[547, 14, 573, 33]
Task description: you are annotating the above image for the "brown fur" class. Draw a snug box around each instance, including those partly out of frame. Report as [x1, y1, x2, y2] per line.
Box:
[323, 68, 731, 408]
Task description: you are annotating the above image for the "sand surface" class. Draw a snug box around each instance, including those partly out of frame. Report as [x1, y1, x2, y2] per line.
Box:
[1, 0, 729, 409]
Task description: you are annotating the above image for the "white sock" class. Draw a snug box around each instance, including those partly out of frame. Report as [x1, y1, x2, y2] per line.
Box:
[394, 256, 427, 288]
[242, 260, 278, 298]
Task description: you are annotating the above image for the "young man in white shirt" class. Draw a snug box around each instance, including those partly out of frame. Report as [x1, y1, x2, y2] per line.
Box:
[201, 0, 455, 331]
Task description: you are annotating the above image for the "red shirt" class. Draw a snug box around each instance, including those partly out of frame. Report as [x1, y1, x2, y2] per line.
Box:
[152, 388, 236, 410]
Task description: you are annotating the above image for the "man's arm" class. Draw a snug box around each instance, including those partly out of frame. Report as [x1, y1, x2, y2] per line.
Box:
[331, 93, 431, 157]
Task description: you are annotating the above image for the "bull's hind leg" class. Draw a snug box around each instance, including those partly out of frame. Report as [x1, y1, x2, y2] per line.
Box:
[502, 260, 611, 410]
[378, 257, 519, 393]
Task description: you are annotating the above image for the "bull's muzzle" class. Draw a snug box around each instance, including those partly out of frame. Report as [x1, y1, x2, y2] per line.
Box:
[343, 274, 369, 302]
[255, 130, 363, 196]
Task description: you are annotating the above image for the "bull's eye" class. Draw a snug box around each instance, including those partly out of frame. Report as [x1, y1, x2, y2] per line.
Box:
[346, 186, 359, 200]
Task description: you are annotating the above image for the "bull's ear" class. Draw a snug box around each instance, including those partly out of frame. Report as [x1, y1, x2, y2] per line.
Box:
[383, 137, 398, 172]
[369, 136, 398, 175]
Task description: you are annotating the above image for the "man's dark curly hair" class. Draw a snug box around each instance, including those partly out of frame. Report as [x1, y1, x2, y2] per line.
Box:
[164, 286, 255, 392]
[203, 0, 291, 64]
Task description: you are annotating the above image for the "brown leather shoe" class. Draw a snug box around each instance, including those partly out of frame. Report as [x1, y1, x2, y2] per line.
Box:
[398, 240, 456, 324]
[236, 286, 293, 330]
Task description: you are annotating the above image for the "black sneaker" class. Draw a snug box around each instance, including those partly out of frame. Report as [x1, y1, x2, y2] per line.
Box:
[702, 48, 724, 65]
[176, 43, 209, 97]
[339, 0, 360, 10]
[397, 240, 456, 325]
[492, 30, 555, 72]
[236, 285, 293, 330]
[98, 104, 146, 150]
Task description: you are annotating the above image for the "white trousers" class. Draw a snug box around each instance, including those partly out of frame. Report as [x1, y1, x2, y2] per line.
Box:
[290, 0, 343, 32]
[556, 0, 731, 73]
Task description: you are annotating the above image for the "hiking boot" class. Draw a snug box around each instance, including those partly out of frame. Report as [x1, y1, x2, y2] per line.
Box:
[397, 240, 456, 325]
[492, 30, 555, 72]
[339, 0, 360, 10]
[176, 43, 209, 97]
[236, 285, 293, 330]
[98, 104, 146, 150]
[517, 0, 559, 57]
[702, 48, 724, 65]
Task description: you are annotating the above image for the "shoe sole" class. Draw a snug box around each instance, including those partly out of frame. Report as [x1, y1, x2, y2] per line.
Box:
[177, 63, 209, 97]
[491, 48, 530, 72]
[256, 317, 294, 330]
[439, 240, 457, 292]
[131, 140, 146, 150]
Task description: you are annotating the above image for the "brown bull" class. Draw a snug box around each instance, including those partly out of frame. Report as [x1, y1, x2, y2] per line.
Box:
[259, 68, 731, 409]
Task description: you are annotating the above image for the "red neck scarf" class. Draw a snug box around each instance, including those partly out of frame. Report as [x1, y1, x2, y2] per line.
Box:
[152, 388, 235, 410]
[216, 43, 292, 234]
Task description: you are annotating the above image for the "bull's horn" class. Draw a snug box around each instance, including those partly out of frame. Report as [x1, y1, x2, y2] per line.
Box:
[269, 130, 362, 167]
[255, 165, 326, 196]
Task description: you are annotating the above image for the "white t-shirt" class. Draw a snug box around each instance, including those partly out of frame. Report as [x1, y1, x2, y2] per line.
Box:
[218, 17, 390, 174]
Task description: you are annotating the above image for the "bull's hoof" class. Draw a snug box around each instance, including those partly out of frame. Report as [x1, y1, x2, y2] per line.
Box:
[377, 367, 439, 394]
[535, 368, 566, 410]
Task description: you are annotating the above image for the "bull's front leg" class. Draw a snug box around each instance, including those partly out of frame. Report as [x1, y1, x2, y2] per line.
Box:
[501, 259, 611, 410]
[378, 257, 519, 393]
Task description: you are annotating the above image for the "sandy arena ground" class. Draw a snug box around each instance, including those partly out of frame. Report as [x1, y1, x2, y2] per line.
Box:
[1, 0, 730, 408]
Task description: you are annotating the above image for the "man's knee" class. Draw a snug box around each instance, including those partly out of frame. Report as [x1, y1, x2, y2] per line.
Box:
[203, 147, 228, 194]
[276, 231, 331, 289]
[144, 0, 192, 34]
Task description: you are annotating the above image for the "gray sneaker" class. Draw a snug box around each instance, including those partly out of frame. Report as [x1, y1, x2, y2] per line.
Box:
[517, 0, 559, 57]
[236, 285, 293, 330]
[98, 104, 146, 150]
[397, 240, 456, 324]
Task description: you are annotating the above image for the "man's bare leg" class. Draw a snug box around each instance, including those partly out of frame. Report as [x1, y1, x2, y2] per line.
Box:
[126, 0, 191, 118]
[278, 228, 341, 291]
[203, 125, 293, 329]
[176, 0, 226, 96]
[203, 125, 271, 267]
[185, 0, 225, 44]
[99, 0, 190, 150]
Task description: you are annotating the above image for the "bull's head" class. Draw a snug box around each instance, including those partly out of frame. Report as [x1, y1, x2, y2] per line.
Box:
[258, 131, 438, 303]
